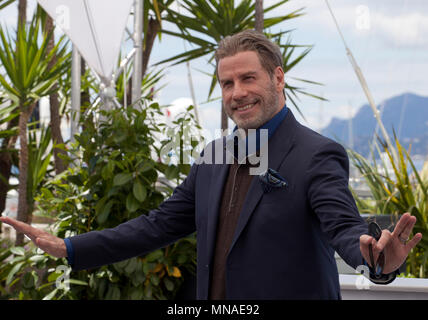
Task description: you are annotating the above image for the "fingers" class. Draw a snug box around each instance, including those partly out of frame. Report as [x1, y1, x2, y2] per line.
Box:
[398, 216, 416, 243]
[392, 212, 416, 240]
[0, 216, 49, 243]
[406, 233, 423, 251]
[360, 230, 392, 267]
[360, 234, 377, 267]
[375, 229, 392, 252]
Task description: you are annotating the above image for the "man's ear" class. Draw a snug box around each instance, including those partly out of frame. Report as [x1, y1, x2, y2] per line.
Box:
[274, 66, 285, 92]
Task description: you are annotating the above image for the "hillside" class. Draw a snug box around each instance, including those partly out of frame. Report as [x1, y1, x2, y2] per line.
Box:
[322, 93, 428, 157]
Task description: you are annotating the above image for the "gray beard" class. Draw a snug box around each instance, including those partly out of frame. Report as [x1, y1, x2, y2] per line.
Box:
[233, 90, 279, 130]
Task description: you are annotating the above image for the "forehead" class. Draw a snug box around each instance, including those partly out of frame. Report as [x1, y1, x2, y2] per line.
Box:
[217, 51, 265, 80]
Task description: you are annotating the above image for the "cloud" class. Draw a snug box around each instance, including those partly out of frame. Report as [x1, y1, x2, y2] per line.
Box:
[372, 12, 428, 47]
[289, 1, 428, 49]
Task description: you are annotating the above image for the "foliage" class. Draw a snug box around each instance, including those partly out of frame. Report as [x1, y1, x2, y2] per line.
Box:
[115, 64, 166, 105]
[0, 15, 69, 107]
[0, 238, 81, 300]
[16, 102, 198, 300]
[27, 124, 56, 211]
[348, 136, 428, 277]
[0, 0, 15, 11]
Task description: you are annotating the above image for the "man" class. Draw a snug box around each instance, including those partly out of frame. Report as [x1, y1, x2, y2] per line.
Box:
[0, 30, 422, 299]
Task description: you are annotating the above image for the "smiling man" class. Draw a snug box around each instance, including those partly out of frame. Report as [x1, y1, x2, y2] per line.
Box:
[218, 50, 283, 130]
[0, 30, 422, 300]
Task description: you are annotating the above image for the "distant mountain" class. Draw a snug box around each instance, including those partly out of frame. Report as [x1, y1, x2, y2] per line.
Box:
[322, 92, 428, 157]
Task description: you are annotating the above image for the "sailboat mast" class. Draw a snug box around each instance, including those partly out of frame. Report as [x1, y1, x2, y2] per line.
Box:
[325, 0, 398, 161]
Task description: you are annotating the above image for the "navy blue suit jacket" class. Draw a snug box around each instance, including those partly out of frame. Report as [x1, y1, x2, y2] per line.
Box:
[69, 110, 368, 299]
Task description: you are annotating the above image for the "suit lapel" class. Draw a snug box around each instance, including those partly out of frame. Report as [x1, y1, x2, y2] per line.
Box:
[228, 111, 299, 254]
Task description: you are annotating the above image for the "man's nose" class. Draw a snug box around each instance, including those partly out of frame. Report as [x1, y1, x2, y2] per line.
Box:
[232, 82, 248, 100]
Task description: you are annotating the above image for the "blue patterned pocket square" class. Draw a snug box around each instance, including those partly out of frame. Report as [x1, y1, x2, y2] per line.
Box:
[259, 168, 288, 193]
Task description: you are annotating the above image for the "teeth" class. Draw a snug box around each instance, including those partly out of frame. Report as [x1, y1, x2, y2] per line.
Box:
[237, 103, 254, 111]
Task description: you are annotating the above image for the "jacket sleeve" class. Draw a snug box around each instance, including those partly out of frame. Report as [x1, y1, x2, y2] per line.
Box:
[306, 140, 367, 270]
[68, 163, 198, 271]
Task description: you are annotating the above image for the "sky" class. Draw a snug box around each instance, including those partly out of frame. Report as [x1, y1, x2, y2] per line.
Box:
[149, 0, 428, 134]
[0, 0, 427, 135]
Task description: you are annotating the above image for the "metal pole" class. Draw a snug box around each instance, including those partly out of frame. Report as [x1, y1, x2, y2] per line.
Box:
[176, 1, 201, 125]
[325, 0, 398, 162]
[71, 46, 81, 143]
[132, 0, 143, 106]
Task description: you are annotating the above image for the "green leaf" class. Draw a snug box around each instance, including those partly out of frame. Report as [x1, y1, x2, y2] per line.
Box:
[177, 254, 187, 264]
[139, 161, 154, 173]
[67, 175, 83, 186]
[165, 165, 179, 180]
[106, 285, 121, 300]
[133, 180, 147, 202]
[124, 258, 139, 275]
[144, 282, 153, 298]
[68, 279, 88, 286]
[29, 255, 46, 263]
[47, 271, 61, 283]
[130, 287, 144, 300]
[126, 193, 140, 213]
[10, 247, 25, 256]
[6, 261, 24, 285]
[42, 288, 59, 300]
[132, 271, 145, 287]
[163, 277, 174, 291]
[97, 199, 114, 225]
[22, 271, 37, 289]
[145, 249, 163, 262]
[113, 172, 133, 186]
[150, 274, 160, 286]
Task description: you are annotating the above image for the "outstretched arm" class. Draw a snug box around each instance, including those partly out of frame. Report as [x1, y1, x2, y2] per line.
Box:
[0, 216, 67, 258]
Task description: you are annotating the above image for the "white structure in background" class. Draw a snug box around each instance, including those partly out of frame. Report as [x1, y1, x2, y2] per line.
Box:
[3, 1, 136, 221]
[37, 0, 134, 85]
[37, 0, 139, 131]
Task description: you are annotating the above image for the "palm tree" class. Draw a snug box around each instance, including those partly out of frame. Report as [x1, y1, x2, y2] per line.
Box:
[157, 0, 322, 128]
[255, 0, 263, 32]
[0, 15, 69, 245]
[41, 8, 67, 174]
[17, 0, 27, 27]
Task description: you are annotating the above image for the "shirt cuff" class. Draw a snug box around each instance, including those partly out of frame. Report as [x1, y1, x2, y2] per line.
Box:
[64, 238, 75, 268]
[362, 258, 398, 285]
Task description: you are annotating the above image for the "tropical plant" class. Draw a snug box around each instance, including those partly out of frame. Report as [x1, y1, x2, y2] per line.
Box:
[157, 0, 323, 115]
[0, 0, 15, 11]
[41, 6, 68, 174]
[27, 124, 56, 216]
[0, 14, 70, 244]
[141, 0, 175, 77]
[19, 102, 199, 300]
[348, 136, 428, 277]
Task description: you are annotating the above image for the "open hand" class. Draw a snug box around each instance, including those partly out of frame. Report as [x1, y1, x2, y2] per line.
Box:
[360, 213, 422, 274]
[0, 216, 67, 258]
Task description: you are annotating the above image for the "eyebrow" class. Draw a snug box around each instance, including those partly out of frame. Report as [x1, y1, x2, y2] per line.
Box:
[219, 71, 258, 86]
